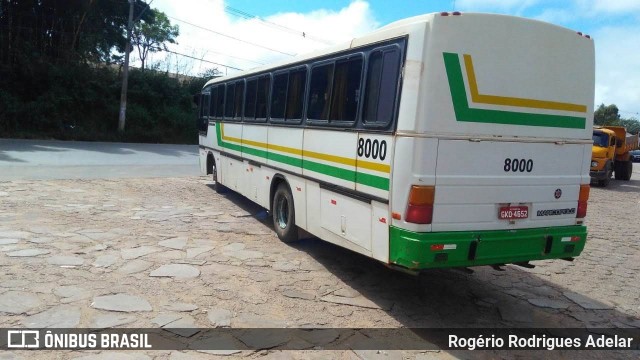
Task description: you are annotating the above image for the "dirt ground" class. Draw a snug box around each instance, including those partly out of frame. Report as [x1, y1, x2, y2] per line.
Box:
[0, 173, 638, 359]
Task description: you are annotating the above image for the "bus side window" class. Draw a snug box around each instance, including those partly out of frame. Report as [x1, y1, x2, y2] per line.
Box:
[271, 72, 289, 120]
[202, 93, 210, 118]
[215, 84, 225, 118]
[244, 79, 257, 120]
[225, 83, 236, 120]
[307, 63, 334, 120]
[210, 86, 218, 117]
[199, 92, 210, 132]
[285, 68, 307, 123]
[233, 80, 244, 120]
[329, 56, 362, 123]
[363, 47, 400, 128]
[256, 76, 270, 120]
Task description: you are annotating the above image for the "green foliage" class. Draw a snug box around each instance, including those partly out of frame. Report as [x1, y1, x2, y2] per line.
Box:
[594, 103, 640, 134]
[132, 10, 180, 70]
[0, 1, 199, 144]
[124, 69, 198, 143]
[619, 118, 640, 135]
[0, 0, 152, 64]
[0, 62, 201, 144]
[594, 104, 621, 126]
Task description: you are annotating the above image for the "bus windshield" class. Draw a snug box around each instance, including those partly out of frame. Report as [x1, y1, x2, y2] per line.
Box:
[592, 132, 608, 147]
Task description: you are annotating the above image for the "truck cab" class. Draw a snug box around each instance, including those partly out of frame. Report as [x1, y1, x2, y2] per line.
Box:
[590, 126, 635, 186]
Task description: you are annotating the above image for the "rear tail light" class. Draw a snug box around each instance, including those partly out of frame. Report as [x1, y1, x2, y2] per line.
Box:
[577, 184, 590, 218]
[405, 185, 435, 224]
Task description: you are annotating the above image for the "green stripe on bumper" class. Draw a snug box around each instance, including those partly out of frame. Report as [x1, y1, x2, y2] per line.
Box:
[390, 225, 587, 270]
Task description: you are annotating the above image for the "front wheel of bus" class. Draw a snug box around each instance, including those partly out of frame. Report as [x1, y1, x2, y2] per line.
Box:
[272, 184, 298, 243]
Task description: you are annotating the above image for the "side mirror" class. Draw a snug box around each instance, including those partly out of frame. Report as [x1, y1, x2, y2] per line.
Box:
[193, 94, 200, 106]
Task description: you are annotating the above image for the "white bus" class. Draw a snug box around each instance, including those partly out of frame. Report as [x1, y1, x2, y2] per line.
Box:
[197, 12, 594, 272]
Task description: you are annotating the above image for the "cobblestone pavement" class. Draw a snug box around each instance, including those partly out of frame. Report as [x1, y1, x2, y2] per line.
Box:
[0, 174, 638, 359]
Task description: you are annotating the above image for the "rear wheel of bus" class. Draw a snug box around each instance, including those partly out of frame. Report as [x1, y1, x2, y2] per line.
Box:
[272, 183, 298, 243]
[212, 161, 228, 194]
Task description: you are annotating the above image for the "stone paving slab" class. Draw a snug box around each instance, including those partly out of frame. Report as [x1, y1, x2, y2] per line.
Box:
[149, 264, 200, 279]
[21, 305, 81, 327]
[92, 294, 152, 312]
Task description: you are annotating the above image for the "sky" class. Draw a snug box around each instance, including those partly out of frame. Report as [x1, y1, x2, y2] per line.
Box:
[145, 0, 640, 117]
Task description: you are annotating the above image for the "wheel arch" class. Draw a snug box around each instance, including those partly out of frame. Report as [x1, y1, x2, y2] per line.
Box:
[206, 152, 215, 175]
[269, 174, 290, 211]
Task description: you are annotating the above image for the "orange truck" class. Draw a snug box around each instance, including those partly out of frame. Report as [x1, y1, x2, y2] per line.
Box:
[590, 126, 639, 186]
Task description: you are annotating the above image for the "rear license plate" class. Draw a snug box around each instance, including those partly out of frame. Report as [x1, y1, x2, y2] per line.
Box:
[499, 206, 528, 220]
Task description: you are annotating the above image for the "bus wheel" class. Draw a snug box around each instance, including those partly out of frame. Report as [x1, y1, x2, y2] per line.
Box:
[213, 163, 227, 194]
[272, 183, 298, 243]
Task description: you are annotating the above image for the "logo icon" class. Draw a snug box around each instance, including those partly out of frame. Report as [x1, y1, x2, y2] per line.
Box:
[554, 189, 562, 199]
[7, 330, 40, 348]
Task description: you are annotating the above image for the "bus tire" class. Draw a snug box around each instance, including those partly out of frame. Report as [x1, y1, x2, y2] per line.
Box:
[272, 183, 298, 243]
[212, 162, 227, 194]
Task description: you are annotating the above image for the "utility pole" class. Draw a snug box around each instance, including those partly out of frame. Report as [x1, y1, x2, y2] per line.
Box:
[118, 0, 135, 132]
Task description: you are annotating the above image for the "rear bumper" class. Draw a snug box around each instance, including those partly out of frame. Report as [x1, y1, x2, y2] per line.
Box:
[389, 225, 587, 270]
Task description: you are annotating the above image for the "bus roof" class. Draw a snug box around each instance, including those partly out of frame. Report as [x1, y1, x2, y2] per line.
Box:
[202, 12, 581, 89]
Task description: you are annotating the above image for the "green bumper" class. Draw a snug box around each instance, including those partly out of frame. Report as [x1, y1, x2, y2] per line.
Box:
[389, 225, 587, 270]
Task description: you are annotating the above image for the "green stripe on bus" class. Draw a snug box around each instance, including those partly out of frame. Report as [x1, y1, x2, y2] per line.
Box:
[215, 123, 390, 190]
[443, 53, 586, 129]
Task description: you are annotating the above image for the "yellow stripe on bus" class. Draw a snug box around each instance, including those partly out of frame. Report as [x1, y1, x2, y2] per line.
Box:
[463, 54, 587, 113]
[220, 124, 390, 173]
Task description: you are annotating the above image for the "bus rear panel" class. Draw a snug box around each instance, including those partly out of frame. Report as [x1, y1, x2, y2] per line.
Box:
[389, 13, 594, 270]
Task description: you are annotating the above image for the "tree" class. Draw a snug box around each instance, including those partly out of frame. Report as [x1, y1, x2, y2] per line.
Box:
[620, 118, 640, 135]
[131, 10, 179, 70]
[594, 103, 621, 126]
[593, 103, 640, 134]
[199, 68, 223, 80]
[0, 0, 152, 65]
